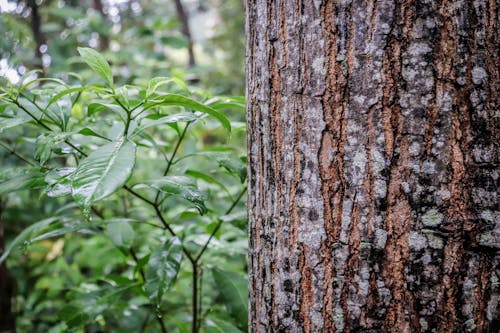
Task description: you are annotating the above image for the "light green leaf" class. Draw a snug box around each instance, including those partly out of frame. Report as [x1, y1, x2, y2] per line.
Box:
[146, 77, 189, 98]
[0, 217, 59, 264]
[185, 169, 232, 200]
[212, 268, 248, 331]
[106, 221, 135, 248]
[144, 94, 231, 132]
[203, 317, 243, 333]
[135, 176, 206, 214]
[87, 102, 127, 122]
[0, 115, 31, 132]
[45, 167, 75, 197]
[0, 167, 46, 195]
[78, 127, 111, 141]
[144, 237, 183, 306]
[136, 112, 198, 133]
[71, 138, 136, 212]
[77, 47, 113, 87]
[46, 86, 90, 108]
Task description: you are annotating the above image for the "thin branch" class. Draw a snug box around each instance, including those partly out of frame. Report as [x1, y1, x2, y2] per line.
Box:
[0, 141, 36, 166]
[155, 122, 191, 205]
[130, 248, 167, 333]
[194, 187, 247, 262]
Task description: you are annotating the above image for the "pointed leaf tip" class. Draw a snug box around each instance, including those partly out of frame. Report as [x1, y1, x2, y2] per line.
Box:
[77, 47, 113, 87]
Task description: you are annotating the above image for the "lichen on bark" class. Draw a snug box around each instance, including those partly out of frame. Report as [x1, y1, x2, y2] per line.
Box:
[247, 0, 499, 332]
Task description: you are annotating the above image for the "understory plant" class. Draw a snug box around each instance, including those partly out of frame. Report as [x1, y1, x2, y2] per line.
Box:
[0, 48, 247, 333]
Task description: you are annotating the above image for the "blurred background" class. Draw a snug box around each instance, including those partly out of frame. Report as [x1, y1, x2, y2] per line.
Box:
[0, 0, 245, 95]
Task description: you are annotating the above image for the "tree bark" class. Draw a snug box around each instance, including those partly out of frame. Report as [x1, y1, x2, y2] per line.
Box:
[92, 0, 110, 51]
[173, 0, 196, 67]
[246, 1, 498, 332]
[26, 0, 47, 72]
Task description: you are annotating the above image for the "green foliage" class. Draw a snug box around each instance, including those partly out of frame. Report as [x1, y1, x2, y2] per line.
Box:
[145, 237, 183, 307]
[0, 46, 247, 332]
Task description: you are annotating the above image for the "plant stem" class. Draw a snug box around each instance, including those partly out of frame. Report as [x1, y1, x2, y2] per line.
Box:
[194, 187, 247, 262]
[191, 259, 198, 333]
[0, 141, 36, 166]
[155, 122, 191, 205]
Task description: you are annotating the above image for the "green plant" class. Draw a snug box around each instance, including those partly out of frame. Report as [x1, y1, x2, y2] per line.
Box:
[0, 48, 247, 333]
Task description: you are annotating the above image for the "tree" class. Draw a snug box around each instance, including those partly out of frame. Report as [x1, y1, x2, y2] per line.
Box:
[246, 1, 498, 332]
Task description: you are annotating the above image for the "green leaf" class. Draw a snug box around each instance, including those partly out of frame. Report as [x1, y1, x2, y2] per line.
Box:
[137, 112, 198, 132]
[146, 77, 189, 98]
[144, 94, 231, 132]
[71, 138, 136, 213]
[87, 102, 127, 122]
[135, 176, 206, 214]
[0, 167, 46, 195]
[44, 94, 72, 130]
[0, 115, 31, 132]
[78, 127, 111, 141]
[203, 317, 244, 333]
[212, 268, 248, 331]
[46, 85, 90, 108]
[144, 237, 183, 306]
[77, 47, 113, 87]
[0, 217, 59, 264]
[106, 221, 135, 248]
[217, 155, 247, 183]
[45, 167, 75, 197]
[185, 169, 233, 200]
[59, 283, 137, 329]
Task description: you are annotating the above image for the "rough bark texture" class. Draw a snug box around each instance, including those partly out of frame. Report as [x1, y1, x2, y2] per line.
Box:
[246, 0, 499, 332]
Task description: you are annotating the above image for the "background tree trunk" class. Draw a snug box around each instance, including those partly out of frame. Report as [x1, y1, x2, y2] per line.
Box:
[27, 0, 47, 72]
[173, 0, 196, 67]
[246, 1, 498, 332]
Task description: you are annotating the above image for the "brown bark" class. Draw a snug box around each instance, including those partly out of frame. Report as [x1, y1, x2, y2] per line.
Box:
[173, 0, 196, 67]
[26, 0, 47, 72]
[92, 0, 110, 51]
[246, 0, 499, 332]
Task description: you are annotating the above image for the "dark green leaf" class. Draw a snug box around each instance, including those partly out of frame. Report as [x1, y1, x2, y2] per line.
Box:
[185, 169, 232, 199]
[144, 94, 231, 132]
[144, 237, 183, 306]
[135, 176, 206, 214]
[216, 155, 247, 183]
[107, 221, 135, 248]
[212, 268, 248, 331]
[71, 138, 136, 213]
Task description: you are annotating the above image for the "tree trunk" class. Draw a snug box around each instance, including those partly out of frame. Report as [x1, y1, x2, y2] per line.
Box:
[246, 1, 498, 332]
[173, 0, 196, 67]
[27, 0, 47, 72]
[92, 0, 110, 51]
